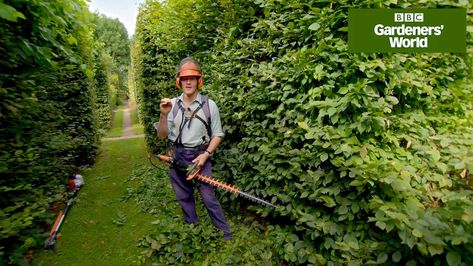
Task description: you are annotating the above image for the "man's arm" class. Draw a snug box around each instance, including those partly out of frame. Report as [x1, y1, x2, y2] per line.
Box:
[205, 136, 223, 155]
[156, 113, 169, 139]
[156, 98, 172, 139]
[192, 136, 223, 166]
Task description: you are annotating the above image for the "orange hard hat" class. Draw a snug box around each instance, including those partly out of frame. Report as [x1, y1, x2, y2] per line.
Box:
[178, 60, 202, 77]
[176, 57, 203, 88]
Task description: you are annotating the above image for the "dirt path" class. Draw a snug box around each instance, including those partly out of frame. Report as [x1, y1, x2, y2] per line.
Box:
[103, 103, 144, 141]
[122, 107, 135, 137]
[102, 134, 144, 141]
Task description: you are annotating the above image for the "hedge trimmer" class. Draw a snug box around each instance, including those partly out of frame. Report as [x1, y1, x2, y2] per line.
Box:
[154, 154, 278, 209]
[44, 174, 84, 250]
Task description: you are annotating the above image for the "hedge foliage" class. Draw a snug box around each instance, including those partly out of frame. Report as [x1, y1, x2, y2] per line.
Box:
[0, 1, 104, 264]
[133, 0, 473, 264]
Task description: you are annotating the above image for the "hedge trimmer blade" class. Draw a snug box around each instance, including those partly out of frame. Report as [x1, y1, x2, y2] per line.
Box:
[192, 173, 278, 209]
[233, 190, 278, 209]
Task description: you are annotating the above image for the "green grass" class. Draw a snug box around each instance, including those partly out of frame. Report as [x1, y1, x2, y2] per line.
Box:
[130, 108, 144, 135]
[106, 106, 123, 137]
[32, 138, 153, 266]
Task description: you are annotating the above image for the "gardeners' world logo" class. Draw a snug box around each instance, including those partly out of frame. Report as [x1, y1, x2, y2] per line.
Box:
[375, 12, 443, 48]
[348, 9, 466, 53]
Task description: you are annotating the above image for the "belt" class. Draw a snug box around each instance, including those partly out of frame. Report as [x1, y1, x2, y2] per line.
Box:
[174, 144, 209, 150]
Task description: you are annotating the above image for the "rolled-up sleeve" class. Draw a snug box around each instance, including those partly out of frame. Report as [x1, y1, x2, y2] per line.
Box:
[209, 99, 225, 138]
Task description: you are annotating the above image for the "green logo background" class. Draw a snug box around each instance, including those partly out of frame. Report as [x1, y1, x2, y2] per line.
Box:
[348, 9, 466, 53]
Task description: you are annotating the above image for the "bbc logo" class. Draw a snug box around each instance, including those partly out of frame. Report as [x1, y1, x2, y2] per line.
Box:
[394, 13, 424, 22]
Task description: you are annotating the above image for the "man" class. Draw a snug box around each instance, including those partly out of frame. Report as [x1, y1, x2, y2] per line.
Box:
[155, 57, 231, 239]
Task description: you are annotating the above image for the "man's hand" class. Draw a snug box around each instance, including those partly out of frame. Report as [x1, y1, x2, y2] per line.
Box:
[160, 98, 172, 115]
[157, 98, 172, 139]
[192, 152, 210, 167]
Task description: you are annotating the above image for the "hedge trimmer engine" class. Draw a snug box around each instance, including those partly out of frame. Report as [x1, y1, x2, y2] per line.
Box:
[155, 154, 277, 209]
[68, 174, 84, 190]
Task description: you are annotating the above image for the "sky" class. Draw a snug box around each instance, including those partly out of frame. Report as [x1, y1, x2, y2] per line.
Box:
[87, 0, 145, 37]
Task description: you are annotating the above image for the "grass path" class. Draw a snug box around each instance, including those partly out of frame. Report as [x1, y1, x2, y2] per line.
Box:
[103, 102, 144, 141]
[105, 106, 124, 138]
[33, 119, 153, 265]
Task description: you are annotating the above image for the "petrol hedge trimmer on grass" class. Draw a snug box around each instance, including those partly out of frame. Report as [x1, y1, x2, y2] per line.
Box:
[44, 174, 84, 250]
[152, 154, 278, 209]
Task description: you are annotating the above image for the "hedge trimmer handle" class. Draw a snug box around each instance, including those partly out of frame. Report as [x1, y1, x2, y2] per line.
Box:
[157, 154, 173, 164]
[186, 162, 202, 180]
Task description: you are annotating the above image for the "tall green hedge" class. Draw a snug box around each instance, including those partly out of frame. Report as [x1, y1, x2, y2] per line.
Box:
[133, 0, 473, 264]
[92, 14, 131, 132]
[0, 1, 99, 264]
[94, 51, 114, 131]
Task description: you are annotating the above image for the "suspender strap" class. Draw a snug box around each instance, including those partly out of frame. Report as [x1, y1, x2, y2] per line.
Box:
[200, 95, 212, 138]
[171, 95, 212, 146]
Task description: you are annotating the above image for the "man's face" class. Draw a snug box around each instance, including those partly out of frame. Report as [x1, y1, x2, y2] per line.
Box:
[180, 76, 199, 95]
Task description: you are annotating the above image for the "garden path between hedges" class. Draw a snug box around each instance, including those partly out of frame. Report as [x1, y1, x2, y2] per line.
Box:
[103, 101, 145, 141]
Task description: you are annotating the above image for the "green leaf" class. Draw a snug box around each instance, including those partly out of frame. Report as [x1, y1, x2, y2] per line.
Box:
[338, 87, 349, 95]
[437, 162, 448, 173]
[428, 244, 443, 256]
[248, 6, 255, 16]
[319, 196, 336, 207]
[338, 205, 348, 215]
[377, 252, 388, 264]
[386, 96, 399, 105]
[349, 180, 364, 186]
[440, 138, 450, 148]
[67, 36, 78, 46]
[0, 3, 26, 22]
[360, 146, 368, 158]
[298, 121, 310, 131]
[308, 23, 320, 31]
[428, 150, 441, 162]
[327, 107, 337, 117]
[412, 229, 423, 238]
[320, 153, 328, 162]
[454, 161, 465, 170]
[446, 251, 461, 266]
[375, 221, 386, 230]
[416, 243, 428, 255]
[343, 234, 359, 249]
[392, 251, 402, 263]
